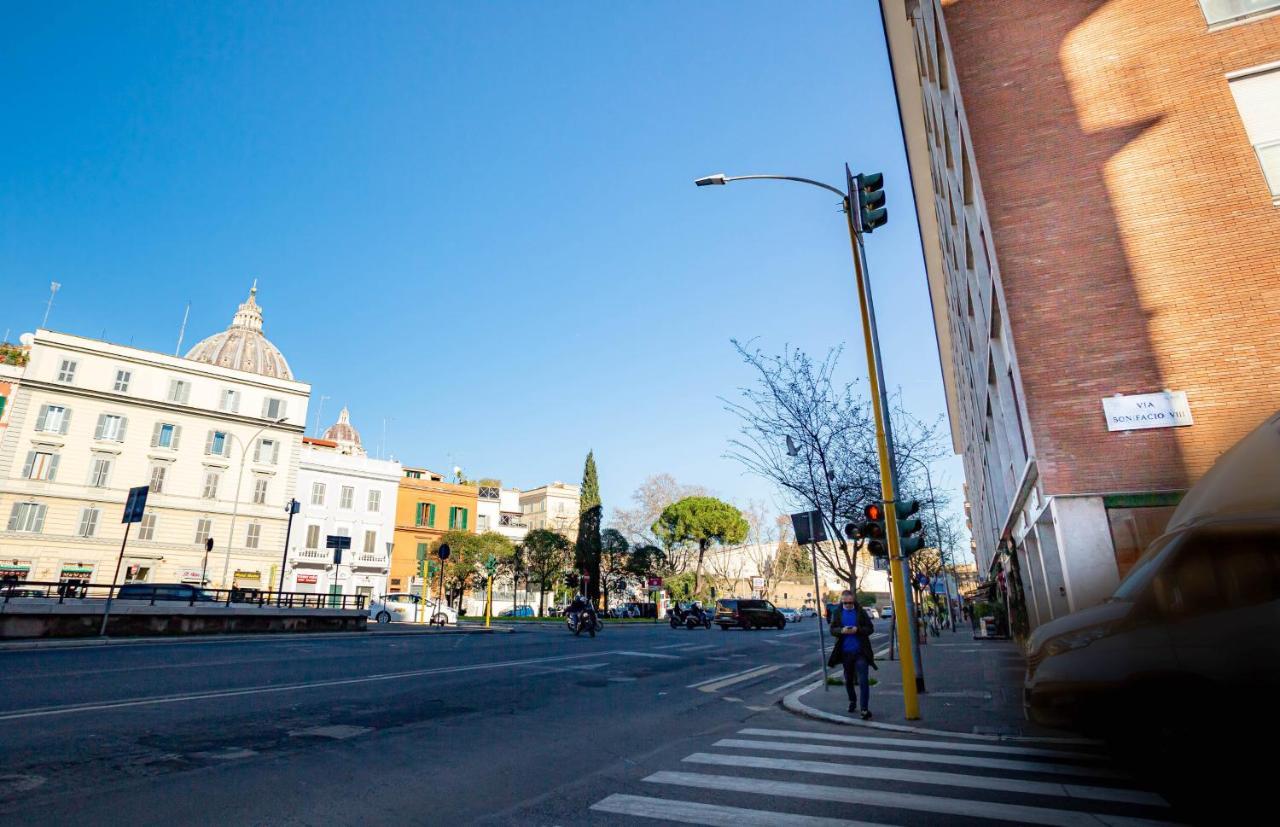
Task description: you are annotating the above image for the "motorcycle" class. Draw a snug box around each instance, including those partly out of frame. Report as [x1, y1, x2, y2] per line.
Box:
[668, 604, 711, 630]
[567, 608, 602, 637]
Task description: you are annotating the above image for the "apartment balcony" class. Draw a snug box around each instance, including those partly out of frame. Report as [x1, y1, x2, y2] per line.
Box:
[352, 553, 388, 571]
[498, 514, 527, 529]
[295, 548, 331, 565]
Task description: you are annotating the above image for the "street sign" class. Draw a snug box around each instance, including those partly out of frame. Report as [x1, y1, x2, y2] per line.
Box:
[437, 544, 451, 560]
[751, 576, 765, 589]
[790, 510, 828, 545]
[325, 535, 352, 550]
[647, 576, 663, 588]
[121, 485, 148, 524]
[873, 556, 890, 572]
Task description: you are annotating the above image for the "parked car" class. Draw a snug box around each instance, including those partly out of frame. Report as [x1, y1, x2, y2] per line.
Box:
[879, 605, 894, 620]
[714, 598, 787, 630]
[778, 607, 800, 623]
[864, 607, 880, 619]
[796, 606, 818, 619]
[368, 593, 457, 625]
[499, 605, 535, 617]
[115, 583, 217, 602]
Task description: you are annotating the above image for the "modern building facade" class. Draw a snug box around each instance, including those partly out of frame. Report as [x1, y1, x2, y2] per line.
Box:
[0, 286, 309, 590]
[475, 481, 529, 545]
[388, 467, 478, 595]
[288, 408, 400, 600]
[882, 0, 1280, 631]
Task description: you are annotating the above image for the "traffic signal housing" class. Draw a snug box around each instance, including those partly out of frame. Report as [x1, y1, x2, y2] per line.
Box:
[857, 172, 887, 233]
[897, 499, 926, 555]
[857, 501, 889, 559]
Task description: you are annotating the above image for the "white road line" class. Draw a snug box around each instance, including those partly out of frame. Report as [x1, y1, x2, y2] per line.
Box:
[682, 753, 1168, 807]
[776, 630, 812, 638]
[687, 664, 774, 689]
[0, 650, 613, 722]
[613, 650, 682, 659]
[737, 728, 1104, 761]
[653, 642, 701, 650]
[698, 664, 788, 693]
[764, 670, 825, 695]
[677, 643, 715, 652]
[644, 772, 1180, 827]
[590, 793, 886, 827]
[712, 739, 1126, 779]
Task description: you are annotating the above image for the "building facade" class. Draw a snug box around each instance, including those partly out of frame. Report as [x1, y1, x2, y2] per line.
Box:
[519, 481, 581, 539]
[388, 467, 479, 595]
[882, 0, 1280, 630]
[0, 287, 309, 590]
[288, 408, 400, 600]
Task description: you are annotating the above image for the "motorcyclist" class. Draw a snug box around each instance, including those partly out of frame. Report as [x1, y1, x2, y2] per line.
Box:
[567, 593, 595, 630]
[689, 600, 706, 623]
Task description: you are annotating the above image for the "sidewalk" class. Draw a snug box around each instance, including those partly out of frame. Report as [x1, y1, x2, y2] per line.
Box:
[783, 627, 1096, 744]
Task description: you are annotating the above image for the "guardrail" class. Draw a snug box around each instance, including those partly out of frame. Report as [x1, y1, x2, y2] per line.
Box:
[0, 580, 367, 611]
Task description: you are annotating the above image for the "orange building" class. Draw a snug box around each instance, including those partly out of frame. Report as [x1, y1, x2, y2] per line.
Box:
[388, 467, 478, 595]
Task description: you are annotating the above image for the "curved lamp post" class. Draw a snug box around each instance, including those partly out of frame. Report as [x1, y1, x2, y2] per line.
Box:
[220, 416, 288, 590]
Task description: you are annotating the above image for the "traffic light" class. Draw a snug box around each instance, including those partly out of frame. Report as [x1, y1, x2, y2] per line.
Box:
[857, 172, 887, 234]
[858, 502, 888, 559]
[897, 499, 926, 555]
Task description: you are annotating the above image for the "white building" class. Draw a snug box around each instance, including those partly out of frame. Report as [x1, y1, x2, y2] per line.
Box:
[288, 408, 399, 601]
[519, 481, 580, 538]
[0, 286, 309, 590]
[476, 482, 528, 544]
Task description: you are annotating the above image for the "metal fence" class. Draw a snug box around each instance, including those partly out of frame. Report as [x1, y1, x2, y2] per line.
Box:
[0, 580, 367, 611]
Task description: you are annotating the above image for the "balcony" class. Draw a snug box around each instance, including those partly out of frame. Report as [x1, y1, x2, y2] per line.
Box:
[499, 514, 527, 529]
[478, 486, 500, 501]
[352, 553, 387, 570]
[296, 548, 330, 565]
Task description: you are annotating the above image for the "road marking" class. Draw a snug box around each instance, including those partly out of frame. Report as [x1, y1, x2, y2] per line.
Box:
[653, 642, 700, 650]
[688, 663, 798, 690]
[763, 670, 825, 695]
[682, 753, 1167, 807]
[0, 650, 614, 722]
[590, 793, 885, 826]
[712, 739, 1126, 779]
[687, 664, 771, 689]
[776, 630, 812, 638]
[290, 724, 372, 740]
[737, 728, 1104, 761]
[644, 772, 1178, 827]
[698, 664, 789, 693]
[676, 643, 715, 652]
[613, 650, 681, 659]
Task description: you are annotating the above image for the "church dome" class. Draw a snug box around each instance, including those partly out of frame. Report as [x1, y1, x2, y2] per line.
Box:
[185, 283, 293, 380]
[322, 406, 364, 455]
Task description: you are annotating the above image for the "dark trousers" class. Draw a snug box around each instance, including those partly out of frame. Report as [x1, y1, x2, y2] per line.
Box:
[842, 649, 870, 710]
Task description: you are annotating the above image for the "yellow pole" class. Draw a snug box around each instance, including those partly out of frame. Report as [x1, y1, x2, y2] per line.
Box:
[844, 202, 920, 720]
[485, 575, 493, 628]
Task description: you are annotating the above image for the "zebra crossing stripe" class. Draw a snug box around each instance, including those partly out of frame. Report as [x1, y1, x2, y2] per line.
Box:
[698, 665, 788, 693]
[712, 739, 1127, 779]
[737, 728, 1105, 761]
[681, 753, 1168, 807]
[687, 664, 782, 689]
[590, 793, 886, 826]
[644, 772, 1182, 827]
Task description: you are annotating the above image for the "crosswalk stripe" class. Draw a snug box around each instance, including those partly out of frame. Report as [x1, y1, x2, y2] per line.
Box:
[613, 650, 681, 659]
[712, 739, 1126, 779]
[698, 665, 788, 693]
[682, 753, 1168, 807]
[738, 728, 1104, 761]
[653, 642, 701, 650]
[677, 644, 716, 652]
[589, 793, 886, 826]
[687, 664, 779, 689]
[644, 771, 1181, 827]
[764, 670, 825, 695]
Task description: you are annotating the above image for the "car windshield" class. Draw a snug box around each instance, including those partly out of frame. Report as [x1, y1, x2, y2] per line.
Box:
[1111, 534, 1180, 601]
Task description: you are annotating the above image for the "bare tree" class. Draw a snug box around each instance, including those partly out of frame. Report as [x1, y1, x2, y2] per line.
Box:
[723, 341, 948, 594]
[610, 473, 710, 574]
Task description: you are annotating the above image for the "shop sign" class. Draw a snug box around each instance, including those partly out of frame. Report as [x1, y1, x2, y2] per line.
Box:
[297, 574, 318, 585]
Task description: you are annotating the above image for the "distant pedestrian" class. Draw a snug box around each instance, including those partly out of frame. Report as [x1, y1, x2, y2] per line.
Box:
[827, 590, 876, 719]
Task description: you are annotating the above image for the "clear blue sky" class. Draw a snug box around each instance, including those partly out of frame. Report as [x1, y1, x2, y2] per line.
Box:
[1, 1, 967, 543]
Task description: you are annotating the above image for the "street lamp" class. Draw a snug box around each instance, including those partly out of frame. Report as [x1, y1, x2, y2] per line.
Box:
[220, 416, 288, 590]
[696, 168, 927, 714]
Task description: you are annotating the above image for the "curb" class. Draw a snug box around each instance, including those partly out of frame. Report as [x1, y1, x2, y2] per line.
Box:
[0, 625, 513, 653]
[780, 680, 1102, 746]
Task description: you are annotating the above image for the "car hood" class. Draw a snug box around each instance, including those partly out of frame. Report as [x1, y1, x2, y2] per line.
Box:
[1027, 600, 1133, 653]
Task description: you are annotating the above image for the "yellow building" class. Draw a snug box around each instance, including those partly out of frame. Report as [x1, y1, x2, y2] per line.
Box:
[388, 467, 478, 595]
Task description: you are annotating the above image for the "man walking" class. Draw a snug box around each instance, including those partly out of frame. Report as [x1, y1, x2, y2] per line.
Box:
[827, 589, 876, 719]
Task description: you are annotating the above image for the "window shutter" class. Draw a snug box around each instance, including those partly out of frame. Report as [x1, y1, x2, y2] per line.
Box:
[60, 408, 72, 435]
[22, 452, 35, 479]
[271, 440, 279, 464]
[205, 430, 215, 455]
[428, 504, 436, 527]
[117, 417, 128, 443]
[78, 509, 92, 537]
[462, 508, 468, 531]
[35, 405, 48, 431]
[33, 505, 47, 533]
[171, 425, 182, 450]
[48, 454, 60, 481]
[6, 504, 20, 531]
[277, 400, 287, 419]
[95, 414, 107, 440]
[151, 422, 161, 447]
[181, 383, 190, 404]
[261, 398, 270, 418]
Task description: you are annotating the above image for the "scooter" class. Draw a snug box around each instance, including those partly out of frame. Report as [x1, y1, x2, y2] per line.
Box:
[668, 605, 712, 630]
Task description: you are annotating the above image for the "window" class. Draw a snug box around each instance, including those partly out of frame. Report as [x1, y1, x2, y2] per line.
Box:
[138, 513, 157, 541]
[363, 530, 377, 555]
[57, 359, 77, 383]
[113, 369, 131, 393]
[448, 507, 468, 530]
[368, 490, 381, 512]
[202, 470, 220, 500]
[245, 523, 261, 549]
[1228, 67, 1280, 201]
[220, 389, 241, 413]
[477, 514, 489, 531]
[205, 430, 228, 457]
[311, 482, 326, 506]
[254, 437, 279, 464]
[262, 397, 287, 420]
[152, 422, 180, 449]
[305, 524, 321, 549]
[22, 451, 59, 481]
[89, 456, 112, 488]
[77, 507, 100, 538]
[195, 518, 213, 545]
[253, 478, 269, 505]
[416, 502, 437, 527]
[7, 502, 47, 533]
[340, 486, 354, 509]
[168, 379, 191, 404]
[1200, 0, 1280, 26]
[95, 414, 127, 442]
[149, 464, 167, 493]
[36, 404, 71, 434]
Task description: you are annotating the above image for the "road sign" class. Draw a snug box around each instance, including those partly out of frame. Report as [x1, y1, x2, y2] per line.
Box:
[437, 544, 451, 560]
[647, 576, 663, 588]
[790, 510, 828, 545]
[121, 485, 148, 524]
[325, 535, 352, 550]
[873, 556, 890, 572]
[751, 576, 765, 589]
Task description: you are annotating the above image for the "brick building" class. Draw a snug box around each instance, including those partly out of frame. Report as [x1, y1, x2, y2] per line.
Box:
[881, 0, 1280, 630]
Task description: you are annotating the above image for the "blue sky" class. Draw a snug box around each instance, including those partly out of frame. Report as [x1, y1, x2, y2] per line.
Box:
[1, 1, 966, 544]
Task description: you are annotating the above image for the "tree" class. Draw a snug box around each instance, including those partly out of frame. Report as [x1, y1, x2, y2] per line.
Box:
[600, 528, 631, 612]
[652, 496, 748, 596]
[575, 451, 603, 606]
[611, 473, 709, 552]
[523, 528, 571, 616]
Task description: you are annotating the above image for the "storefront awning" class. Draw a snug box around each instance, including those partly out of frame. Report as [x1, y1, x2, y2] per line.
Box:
[1, 565, 31, 572]
[61, 566, 94, 574]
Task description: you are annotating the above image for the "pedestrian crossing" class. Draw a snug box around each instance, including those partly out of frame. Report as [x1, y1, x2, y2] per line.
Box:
[588, 723, 1179, 826]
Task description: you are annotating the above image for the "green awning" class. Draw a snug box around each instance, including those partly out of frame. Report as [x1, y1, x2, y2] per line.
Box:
[1, 565, 30, 571]
[61, 567, 94, 573]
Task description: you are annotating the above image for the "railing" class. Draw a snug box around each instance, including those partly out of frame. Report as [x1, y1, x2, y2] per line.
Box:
[478, 486, 500, 501]
[353, 553, 386, 567]
[0, 580, 367, 611]
[297, 548, 330, 560]
[499, 514, 528, 528]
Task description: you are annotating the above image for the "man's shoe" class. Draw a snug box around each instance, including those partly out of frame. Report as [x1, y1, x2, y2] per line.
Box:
[859, 709, 872, 720]
[847, 702, 857, 714]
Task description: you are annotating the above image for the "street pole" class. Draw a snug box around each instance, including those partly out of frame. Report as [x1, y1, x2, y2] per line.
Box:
[808, 522, 829, 692]
[904, 455, 958, 632]
[220, 417, 286, 590]
[277, 498, 299, 599]
[98, 520, 133, 637]
[418, 557, 429, 624]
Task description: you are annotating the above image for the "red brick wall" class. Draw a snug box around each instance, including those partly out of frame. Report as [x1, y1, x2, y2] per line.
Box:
[943, 0, 1280, 496]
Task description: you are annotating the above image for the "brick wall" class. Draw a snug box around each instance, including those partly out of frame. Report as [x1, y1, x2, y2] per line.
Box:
[943, 0, 1280, 495]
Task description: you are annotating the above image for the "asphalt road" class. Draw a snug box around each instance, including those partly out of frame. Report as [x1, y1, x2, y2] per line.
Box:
[0, 620, 1179, 826]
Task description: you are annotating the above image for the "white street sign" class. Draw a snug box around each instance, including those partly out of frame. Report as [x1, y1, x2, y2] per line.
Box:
[1102, 391, 1192, 432]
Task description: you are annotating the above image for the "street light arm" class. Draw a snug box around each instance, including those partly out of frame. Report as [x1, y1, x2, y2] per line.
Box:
[696, 173, 847, 200]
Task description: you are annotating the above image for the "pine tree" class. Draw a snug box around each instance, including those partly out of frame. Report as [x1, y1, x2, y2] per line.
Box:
[576, 451, 603, 605]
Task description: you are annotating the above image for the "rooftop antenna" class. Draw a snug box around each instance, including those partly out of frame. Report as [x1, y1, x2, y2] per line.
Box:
[312, 395, 330, 437]
[41, 281, 61, 329]
[380, 417, 390, 460]
[175, 301, 191, 355]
